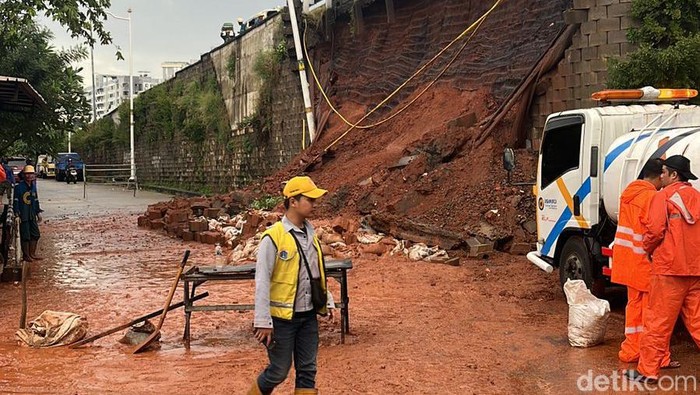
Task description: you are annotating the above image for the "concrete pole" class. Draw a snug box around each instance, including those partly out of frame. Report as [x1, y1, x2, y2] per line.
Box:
[287, 0, 317, 143]
[90, 43, 97, 122]
[127, 8, 135, 182]
[105, 9, 136, 181]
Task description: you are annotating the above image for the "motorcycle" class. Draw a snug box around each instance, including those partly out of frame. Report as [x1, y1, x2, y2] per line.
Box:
[66, 167, 78, 184]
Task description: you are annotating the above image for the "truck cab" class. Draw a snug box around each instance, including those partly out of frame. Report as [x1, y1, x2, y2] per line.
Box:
[528, 87, 700, 293]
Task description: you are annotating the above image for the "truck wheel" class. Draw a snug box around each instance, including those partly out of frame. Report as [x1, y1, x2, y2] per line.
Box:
[559, 236, 594, 290]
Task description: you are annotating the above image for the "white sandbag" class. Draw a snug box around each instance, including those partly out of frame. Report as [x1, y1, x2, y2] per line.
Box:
[564, 279, 610, 347]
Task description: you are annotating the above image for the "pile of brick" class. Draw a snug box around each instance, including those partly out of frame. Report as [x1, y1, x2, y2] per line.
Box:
[137, 194, 280, 247]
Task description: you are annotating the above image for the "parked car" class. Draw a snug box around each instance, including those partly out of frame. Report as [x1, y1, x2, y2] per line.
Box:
[7, 157, 27, 183]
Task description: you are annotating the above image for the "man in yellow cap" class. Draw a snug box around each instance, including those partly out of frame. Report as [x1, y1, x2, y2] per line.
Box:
[13, 165, 43, 261]
[248, 176, 328, 395]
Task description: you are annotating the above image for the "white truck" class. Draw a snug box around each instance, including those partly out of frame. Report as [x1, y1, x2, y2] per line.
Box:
[526, 87, 700, 293]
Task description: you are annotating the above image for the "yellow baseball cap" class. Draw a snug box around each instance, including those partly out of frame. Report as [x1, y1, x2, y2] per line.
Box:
[283, 176, 327, 199]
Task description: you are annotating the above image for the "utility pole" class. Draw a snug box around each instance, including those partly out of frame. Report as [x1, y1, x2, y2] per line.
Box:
[287, 0, 317, 143]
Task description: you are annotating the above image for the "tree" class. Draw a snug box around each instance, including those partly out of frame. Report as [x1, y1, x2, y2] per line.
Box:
[608, 0, 700, 92]
[0, 22, 90, 155]
[0, 0, 112, 56]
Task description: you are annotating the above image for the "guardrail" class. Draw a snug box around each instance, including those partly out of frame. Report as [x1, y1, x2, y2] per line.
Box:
[83, 164, 137, 198]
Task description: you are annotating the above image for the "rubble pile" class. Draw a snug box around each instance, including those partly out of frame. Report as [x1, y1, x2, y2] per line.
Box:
[139, 198, 455, 265]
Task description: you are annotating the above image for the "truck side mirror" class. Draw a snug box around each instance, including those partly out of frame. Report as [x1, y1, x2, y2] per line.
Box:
[503, 148, 515, 172]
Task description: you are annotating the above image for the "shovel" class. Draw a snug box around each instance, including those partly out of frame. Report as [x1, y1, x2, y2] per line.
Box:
[132, 250, 190, 354]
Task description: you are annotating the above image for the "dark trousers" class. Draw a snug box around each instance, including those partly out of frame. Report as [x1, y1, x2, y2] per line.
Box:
[257, 310, 319, 392]
[20, 219, 40, 242]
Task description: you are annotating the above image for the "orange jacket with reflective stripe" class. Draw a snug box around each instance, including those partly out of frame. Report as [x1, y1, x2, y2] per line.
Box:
[643, 182, 700, 276]
[611, 180, 656, 291]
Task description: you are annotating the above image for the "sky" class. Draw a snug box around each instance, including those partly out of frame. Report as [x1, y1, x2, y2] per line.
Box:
[40, 0, 284, 87]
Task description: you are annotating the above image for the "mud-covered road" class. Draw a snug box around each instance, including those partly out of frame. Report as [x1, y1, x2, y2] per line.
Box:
[0, 180, 697, 394]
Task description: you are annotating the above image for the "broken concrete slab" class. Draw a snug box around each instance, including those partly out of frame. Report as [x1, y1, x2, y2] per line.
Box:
[388, 155, 418, 170]
[369, 212, 465, 251]
[509, 242, 532, 255]
[466, 237, 494, 257]
[523, 220, 537, 234]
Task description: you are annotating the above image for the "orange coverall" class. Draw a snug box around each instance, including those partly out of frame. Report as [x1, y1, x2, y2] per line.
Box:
[638, 182, 700, 378]
[611, 180, 671, 365]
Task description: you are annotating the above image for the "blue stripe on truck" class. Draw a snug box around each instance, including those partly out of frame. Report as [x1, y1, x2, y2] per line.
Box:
[542, 128, 675, 258]
[541, 178, 591, 255]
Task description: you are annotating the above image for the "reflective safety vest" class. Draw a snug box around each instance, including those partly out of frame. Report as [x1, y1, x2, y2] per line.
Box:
[611, 180, 656, 291]
[262, 221, 327, 320]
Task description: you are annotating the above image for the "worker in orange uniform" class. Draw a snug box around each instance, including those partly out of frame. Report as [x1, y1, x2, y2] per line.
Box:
[626, 155, 700, 382]
[612, 158, 679, 368]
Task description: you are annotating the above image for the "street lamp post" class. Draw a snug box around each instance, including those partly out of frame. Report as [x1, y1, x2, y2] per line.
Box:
[105, 8, 136, 183]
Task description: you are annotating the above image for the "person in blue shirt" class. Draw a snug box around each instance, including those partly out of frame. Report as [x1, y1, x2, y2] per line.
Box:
[13, 165, 43, 261]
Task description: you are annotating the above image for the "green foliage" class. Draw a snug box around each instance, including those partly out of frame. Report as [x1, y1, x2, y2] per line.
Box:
[227, 54, 237, 79]
[250, 195, 283, 211]
[608, 0, 700, 94]
[627, 0, 700, 48]
[76, 75, 230, 151]
[0, 21, 90, 155]
[0, 0, 112, 54]
[239, 42, 287, 147]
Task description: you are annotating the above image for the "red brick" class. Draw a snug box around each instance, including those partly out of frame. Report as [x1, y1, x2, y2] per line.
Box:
[147, 209, 163, 220]
[360, 243, 388, 256]
[150, 219, 164, 230]
[194, 232, 202, 243]
[189, 220, 209, 232]
[182, 231, 194, 242]
[201, 231, 223, 245]
[205, 208, 222, 219]
[167, 209, 190, 224]
[175, 225, 187, 238]
[137, 216, 149, 227]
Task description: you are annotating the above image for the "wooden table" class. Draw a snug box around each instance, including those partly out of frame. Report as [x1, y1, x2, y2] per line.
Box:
[181, 259, 353, 345]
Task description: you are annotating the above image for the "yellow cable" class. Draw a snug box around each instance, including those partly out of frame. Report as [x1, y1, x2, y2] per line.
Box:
[302, 0, 505, 152]
[302, 118, 306, 149]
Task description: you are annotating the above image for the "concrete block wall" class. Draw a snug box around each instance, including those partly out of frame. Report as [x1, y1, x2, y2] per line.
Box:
[83, 14, 306, 193]
[530, 0, 636, 138]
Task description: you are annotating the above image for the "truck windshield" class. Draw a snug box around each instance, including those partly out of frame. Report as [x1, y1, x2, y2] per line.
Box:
[540, 121, 583, 188]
